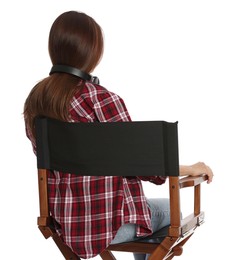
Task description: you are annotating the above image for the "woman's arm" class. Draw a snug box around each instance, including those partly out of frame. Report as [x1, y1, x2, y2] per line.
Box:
[179, 162, 214, 184]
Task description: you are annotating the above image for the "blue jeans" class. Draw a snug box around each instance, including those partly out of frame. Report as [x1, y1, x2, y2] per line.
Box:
[110, 198, 170, 260]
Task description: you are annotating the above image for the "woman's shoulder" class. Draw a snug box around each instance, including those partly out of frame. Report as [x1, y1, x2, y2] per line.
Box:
[85, 82, 113, 94]
[77, 81, 119, 99]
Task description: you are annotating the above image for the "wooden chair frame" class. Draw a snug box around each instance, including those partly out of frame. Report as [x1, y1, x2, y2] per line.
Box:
[35, 117, 208, 259]
[37, 169, 207, 260]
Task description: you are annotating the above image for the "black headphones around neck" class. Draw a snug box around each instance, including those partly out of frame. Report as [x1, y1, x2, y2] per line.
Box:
[49, 65, 100, 84]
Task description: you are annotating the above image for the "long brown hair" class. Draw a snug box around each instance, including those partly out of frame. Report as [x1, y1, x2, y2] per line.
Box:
[24, 11, 104, 137]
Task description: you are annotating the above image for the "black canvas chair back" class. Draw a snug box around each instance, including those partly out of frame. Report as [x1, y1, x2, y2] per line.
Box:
[35, 117, 207, 260]
[35, 117, 179, 177]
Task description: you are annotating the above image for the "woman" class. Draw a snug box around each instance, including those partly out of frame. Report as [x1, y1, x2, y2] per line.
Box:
[24, 11, 213, 259]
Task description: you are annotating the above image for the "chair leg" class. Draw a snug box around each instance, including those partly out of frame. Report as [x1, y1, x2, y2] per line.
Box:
[166, 255, 176, 260]
[100, 250, 116, 260]
[148, 233, 193, 260]
[148, 237, 177, 260]
[52, 233, 79, 260]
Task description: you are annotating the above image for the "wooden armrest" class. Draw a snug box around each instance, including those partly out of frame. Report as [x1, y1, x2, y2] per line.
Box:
[179, 174, 208, 188]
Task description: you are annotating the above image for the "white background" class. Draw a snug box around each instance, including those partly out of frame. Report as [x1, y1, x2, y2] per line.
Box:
[1, 0, 241, 259]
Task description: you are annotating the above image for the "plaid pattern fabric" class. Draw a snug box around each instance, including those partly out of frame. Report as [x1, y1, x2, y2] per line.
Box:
[26, 81, 166, 259]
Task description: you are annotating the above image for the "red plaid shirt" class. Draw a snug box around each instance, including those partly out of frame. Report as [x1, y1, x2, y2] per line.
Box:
[26, 81, 166, 259]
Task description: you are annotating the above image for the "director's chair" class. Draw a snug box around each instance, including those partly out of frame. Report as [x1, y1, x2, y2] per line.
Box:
[35, 117, 208, 259]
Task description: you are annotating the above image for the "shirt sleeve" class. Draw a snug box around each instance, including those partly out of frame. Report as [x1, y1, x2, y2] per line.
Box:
[137, 176, 167, 185]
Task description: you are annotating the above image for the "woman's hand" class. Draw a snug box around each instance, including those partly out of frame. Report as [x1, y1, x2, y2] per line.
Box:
[179, 162, 214, 184]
